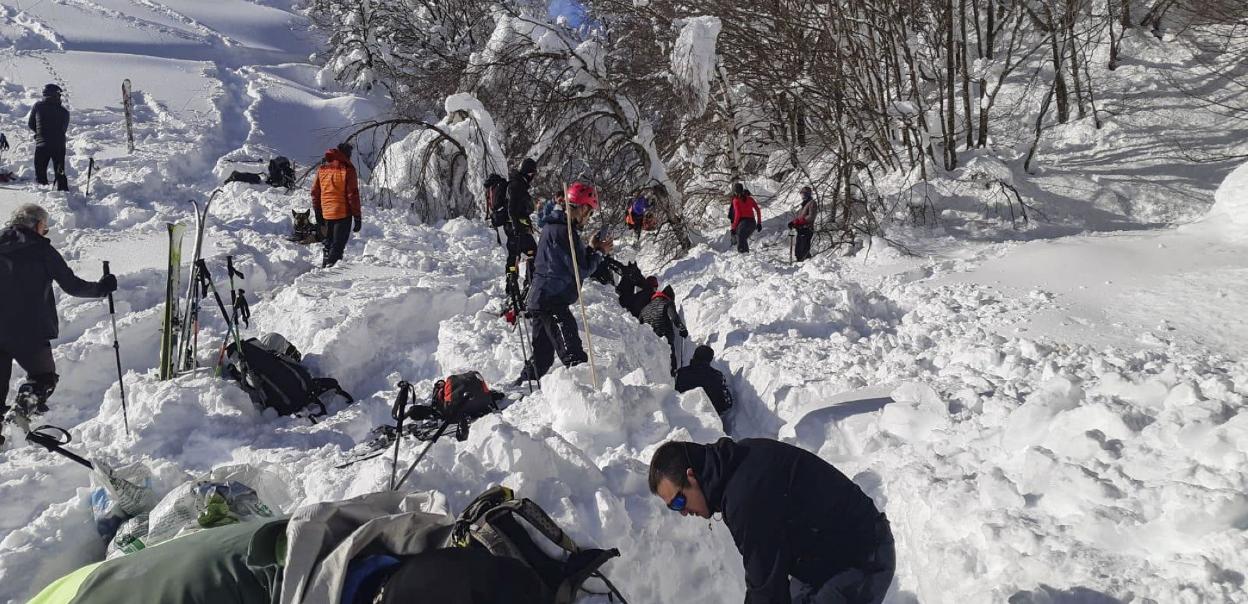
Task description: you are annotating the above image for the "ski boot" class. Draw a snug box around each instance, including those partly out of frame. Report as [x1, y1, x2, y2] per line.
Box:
[10, 383, 51, 434]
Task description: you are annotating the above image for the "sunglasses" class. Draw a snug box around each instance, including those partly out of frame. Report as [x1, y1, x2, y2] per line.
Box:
[667, 491, 687, 512]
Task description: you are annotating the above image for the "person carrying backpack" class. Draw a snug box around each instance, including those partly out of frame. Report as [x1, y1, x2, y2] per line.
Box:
[789, 186, 818, 262]
[675, 345, 734, 430]
[639, 285, 687, 376]
[27, 84, 70, 191]
[505, 158, 539, 280]
[311, 142, 361, 268]
[626, 193, 649, 243]
[649, 438, 895, 604]
[0, 204, 116, 430]
[731, 185, 762, 253]
[515, 182, 612, 384]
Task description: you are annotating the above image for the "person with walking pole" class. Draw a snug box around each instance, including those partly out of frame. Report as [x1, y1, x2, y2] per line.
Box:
[0, 204, 116, 443]
[512, 182, 611, 386]
[102, 261, 129, 436]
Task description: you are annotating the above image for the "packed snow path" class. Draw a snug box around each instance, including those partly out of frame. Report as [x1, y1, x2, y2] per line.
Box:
[2, 3, 1248, 603]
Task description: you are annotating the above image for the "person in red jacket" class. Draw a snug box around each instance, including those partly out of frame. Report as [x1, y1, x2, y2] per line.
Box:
[788, 186, 818, 262]
[730, 185, 762, 253]
[312, 142, 361, 268]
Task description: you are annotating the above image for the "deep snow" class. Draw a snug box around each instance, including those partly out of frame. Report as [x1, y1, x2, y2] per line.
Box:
[1, 2, 1247, 604]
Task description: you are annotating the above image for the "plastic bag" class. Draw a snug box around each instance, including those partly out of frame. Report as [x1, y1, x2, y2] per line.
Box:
[90, 459, 157, 542]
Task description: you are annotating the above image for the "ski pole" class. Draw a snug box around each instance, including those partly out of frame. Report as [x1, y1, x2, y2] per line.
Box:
[388, 382, 412, 490]
[392, 420, 451, 491]
[563, 189, 599, 389]
[85, 157, 95, 197]
[26, 425, 94, 469]
[103, 261, 129, 437]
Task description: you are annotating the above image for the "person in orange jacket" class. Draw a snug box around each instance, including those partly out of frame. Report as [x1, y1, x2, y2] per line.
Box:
[312, 142, 361, 268]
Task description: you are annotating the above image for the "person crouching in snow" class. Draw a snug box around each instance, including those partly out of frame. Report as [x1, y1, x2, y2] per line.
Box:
[515, 182, 613, 384]
[675, 345, 734, 430]
[649, 438, 895, 604]
[731, 185, 762, 253]
[311, 142, 361, 268]
[640, 284, 687, 376]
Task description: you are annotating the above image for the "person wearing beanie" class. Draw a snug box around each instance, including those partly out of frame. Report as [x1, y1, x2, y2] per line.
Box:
[515, 181, 612, 384]
[27, 83, 71, 191]
[649, 438, 895, 604]
[674, 345, 734, 428]
[504, 157, 540, 287]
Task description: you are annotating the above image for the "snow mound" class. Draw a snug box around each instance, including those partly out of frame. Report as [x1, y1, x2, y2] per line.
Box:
[1203, 159, 1248, 240]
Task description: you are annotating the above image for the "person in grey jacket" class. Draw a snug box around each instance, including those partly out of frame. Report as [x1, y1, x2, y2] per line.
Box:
[516, 182, 612, 384]
[28, 83, 71, 191]
[0, 204, 115, 423]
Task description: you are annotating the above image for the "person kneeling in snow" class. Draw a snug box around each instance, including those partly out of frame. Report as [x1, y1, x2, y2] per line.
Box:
[674, 345, 734, 429]
[311, 142, 361, 268]
[515, 182, 612, 384]
[0, 204, 116, 429]
[649, 438, 895, 604]
[639, 284, 687, 376]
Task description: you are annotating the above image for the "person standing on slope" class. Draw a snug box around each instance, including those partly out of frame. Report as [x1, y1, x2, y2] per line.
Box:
[650, 438, 895, 604]
[789, 186, 818, 262]
[675, 345, 735, 430]
[505, 158, 539, 283]
[627, 192, 650, 244]
[639, 284, 688, 376]
[0, 204, 116, 431]
[312, 142, 362, 268]
[515, 182, 612, 384]
[731, 185, 762, 253]
[27, 84, 70, 191]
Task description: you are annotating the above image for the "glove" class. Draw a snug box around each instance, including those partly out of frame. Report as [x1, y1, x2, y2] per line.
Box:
[352, 216, 362, 233]
[679, 329, 689, 338]
[757, 224, 763, 232]
[98, 274, 117, 294]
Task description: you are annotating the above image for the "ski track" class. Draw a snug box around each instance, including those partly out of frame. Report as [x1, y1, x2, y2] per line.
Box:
[0, 5, 1247, 604]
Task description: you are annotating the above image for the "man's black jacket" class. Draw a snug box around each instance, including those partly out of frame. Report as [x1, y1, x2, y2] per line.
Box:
[0, 225, 106, 344]
[675, 362, 734, 415]
[698, 438, 883, 604]
[28, 97, 70, 148]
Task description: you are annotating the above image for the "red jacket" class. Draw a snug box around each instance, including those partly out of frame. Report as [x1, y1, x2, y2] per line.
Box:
[311, 148, 361, 221]
[731, 195, 761, 231]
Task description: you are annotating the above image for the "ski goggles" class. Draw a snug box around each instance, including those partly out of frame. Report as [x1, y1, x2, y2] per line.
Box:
[666, 491, 687, 512]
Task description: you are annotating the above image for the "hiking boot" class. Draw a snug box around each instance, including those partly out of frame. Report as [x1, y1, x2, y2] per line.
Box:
[14, 384, 50, 419]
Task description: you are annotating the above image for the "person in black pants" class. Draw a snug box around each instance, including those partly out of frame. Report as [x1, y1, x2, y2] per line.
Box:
[675, 345, 735, 430]
[27, 84, 70, 191]
[650, 438, 895, 604]
[790, 186, 819, 262]
[1, 204, 116, 430]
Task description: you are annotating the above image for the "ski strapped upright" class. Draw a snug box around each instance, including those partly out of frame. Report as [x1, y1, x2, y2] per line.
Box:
[175, 189, 221, 374]
[158, 222, 186, 380]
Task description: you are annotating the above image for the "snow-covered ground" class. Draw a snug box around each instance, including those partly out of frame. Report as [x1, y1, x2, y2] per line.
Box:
[2, 3, 1247, 603]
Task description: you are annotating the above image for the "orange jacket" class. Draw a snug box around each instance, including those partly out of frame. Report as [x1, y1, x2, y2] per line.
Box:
[311, 148, 361, 221]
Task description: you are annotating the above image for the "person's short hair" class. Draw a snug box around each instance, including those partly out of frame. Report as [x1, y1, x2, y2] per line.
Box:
[648, 441, 696, 493]
[9, 203, 49, 230]
[692, 345, 714, 365]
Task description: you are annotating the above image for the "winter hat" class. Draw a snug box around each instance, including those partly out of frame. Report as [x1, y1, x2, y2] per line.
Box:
[42, 83, 62, 97]
[645, 276, 659, 290]
[566, 182, 598, 209]
[519, 157, 537, 177]
[692, 345, 714, 365]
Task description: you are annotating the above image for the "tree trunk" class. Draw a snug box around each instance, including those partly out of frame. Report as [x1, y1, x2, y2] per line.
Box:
[1025, 80, 1057, 173]
[945, 0, 959, 169]
[961, 0, 975, 149]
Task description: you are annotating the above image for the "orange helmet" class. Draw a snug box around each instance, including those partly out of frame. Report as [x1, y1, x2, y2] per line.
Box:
[566, 182, 599, 209]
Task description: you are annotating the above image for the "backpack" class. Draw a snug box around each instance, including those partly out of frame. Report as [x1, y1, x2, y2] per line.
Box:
[226, 335, 353, 421]
[484, 174, 510, 228]
[266, 156, 295, 189]
[452, 486, 628, 604]
[430, 372, 500, 440]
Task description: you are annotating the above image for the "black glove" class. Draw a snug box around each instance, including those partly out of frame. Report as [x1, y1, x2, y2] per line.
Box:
[679, 329, 689, 338]
[352, 216, 362, 233]
[98, 274, 117, 294]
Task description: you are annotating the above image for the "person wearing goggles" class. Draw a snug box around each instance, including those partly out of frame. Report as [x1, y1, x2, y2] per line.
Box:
[649, 438, 895, 603]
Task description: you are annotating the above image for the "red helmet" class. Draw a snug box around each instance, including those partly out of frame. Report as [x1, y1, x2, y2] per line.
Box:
[566, 182, 599, 210]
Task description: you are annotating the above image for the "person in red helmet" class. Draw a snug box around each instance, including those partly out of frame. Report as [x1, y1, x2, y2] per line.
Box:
[730, 184, 762, 253]
[515, 182, 613, 384]
[312, 142, 361, 268]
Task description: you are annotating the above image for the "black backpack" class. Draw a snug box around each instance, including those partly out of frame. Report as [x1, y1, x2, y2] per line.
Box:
[266, 156, 295, 189]
[484, 174, 510, 228]
[452, 486, 628, 604]
[226, 336, 353, 420]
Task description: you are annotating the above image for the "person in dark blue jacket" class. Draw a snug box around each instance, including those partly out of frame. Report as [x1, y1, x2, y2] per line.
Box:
[649, 438, 894, 604]
[515, 182, 613, 384]
[27, 84, 71, 191]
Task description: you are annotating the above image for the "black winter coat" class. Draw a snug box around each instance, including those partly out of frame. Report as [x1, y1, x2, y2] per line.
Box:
[640, 294, 685, 340]
[28, 97, 70, 148]
[0, 225, 106, 344]
[506, 170, 534, 228]
[698, 438, 882, 604]
[675, 362, 734, 415]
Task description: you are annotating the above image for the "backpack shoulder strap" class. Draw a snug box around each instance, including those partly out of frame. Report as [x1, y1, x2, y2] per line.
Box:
[489, 499, 578, 554]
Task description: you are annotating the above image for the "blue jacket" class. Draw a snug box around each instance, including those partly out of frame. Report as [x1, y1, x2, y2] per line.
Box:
[526, 208, 602, 311]
[630, 196, 650, 216]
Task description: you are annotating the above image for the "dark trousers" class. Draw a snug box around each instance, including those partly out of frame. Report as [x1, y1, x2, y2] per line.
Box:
[795, 227, 814, 261]
[791, 517, 895, 604]
[34, 145, 68, 191]
[504, 225, 536, 276]
[520, 306, 586, 381]
[322, 218, 353, 267]
[736, 218, 756, 253]
[1, 340, 58, 414]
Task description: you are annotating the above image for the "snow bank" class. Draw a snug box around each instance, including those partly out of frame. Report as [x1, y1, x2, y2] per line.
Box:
[1202, 159, 1248, 240]
[670, 16, 722, 117]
